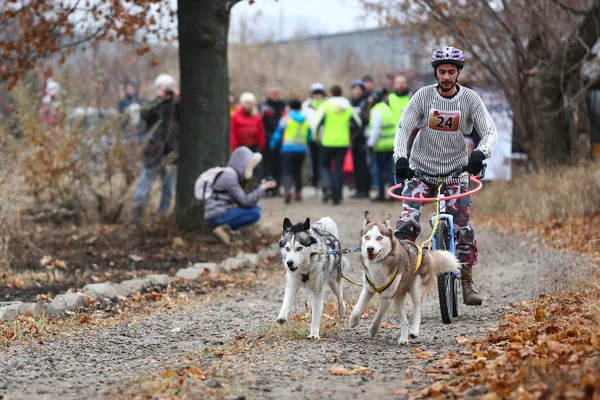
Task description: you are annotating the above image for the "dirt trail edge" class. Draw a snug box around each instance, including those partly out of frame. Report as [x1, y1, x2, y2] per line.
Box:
[0, 197, 585, 399]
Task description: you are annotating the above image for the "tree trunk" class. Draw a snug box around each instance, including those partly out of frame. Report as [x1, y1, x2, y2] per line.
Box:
[532, 73, 571, 165]
[176, 0, 232, 231]
[566, 70, 591, 162]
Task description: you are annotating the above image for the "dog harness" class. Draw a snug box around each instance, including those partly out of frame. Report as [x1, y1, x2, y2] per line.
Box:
[312, 244, 423, 293]
[364, 242, 423, 293]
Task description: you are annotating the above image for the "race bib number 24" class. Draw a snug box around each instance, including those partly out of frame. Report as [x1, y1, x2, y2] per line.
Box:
[428, 109, 461, 132]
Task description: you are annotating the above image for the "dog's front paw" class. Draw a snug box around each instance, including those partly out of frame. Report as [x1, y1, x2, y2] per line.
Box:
[349, 314, 360, 328]
[398, 337, 409, 345]
[409, 332, 418, 339]
[307, 334, 321, 340]
[369, 325, 379, 339]
[337, 304, 347, 319]
[276, 315, 287, 324]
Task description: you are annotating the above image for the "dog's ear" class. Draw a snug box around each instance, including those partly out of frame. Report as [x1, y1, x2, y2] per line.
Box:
[302, 218, 311, 231]
[363, 210, 372, 227]
[383, 213, 392, 228]
[283, 218, 293, 232]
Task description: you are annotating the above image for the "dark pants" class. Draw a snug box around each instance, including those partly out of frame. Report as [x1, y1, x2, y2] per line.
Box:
[263, 144, 281, 190]
[351, 136, 371, 195]
[374, 151, 394, 198]
[320, 147, 347, 203]
[209, 206, 261, 231]
[308, 141, 321, 188]
[281, 152, 306, 193]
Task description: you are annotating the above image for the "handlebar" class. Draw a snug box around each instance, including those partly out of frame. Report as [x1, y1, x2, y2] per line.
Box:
[388, 163, 487, 203]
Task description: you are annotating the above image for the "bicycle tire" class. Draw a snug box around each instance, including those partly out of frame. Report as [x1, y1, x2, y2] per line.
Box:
[435, 221, 455, 324]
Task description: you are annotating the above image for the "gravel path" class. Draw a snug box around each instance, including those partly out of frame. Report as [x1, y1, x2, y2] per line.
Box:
[0, 191, 584, 399]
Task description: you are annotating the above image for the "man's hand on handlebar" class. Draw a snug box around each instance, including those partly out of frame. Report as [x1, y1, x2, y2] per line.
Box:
[466, 150, 485, 176]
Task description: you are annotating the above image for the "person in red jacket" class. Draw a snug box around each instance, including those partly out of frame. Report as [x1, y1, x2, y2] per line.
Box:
[230, 92, 266, 153]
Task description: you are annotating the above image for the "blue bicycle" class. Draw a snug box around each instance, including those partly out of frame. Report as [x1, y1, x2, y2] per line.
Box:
[389, 165, 485, 324]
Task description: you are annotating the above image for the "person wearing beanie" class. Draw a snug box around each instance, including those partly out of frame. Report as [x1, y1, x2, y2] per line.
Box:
[230, 92, 266, 153]
[301, 83, 327, 197]
[270, 98, 313, 204]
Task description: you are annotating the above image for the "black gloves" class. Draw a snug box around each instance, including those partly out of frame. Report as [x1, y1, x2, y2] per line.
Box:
[466, 150, 485, 175]
[395, 158, 413, 181]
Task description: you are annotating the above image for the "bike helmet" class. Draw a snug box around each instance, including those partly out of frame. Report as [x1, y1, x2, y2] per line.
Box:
[431, 46, 465, 68]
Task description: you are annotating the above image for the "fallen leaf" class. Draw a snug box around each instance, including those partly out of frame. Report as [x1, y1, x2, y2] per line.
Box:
[129, 254, 143, 262]
[162, 370, 173, 378]
[392, 388, 409, 395]
[40, 255, 52, 266]
[171, 327, 181, 333]
[416, 351, 437, 359]
[329, 364, 351, 376]
[172, 237, 186, 248]
[535, 306, 545, 322]
[456, 335, 474, 345]
[79, 315, 90, 324]
[130, 290, 142, 301]
[381, 323, 396, 329]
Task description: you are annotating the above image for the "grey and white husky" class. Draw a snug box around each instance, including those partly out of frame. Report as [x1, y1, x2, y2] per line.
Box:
[276, 217, 347, 339]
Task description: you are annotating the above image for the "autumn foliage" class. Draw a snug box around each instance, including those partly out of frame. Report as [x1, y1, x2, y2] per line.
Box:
[0, 0, 176, 90]
[418, 290, 600, 399]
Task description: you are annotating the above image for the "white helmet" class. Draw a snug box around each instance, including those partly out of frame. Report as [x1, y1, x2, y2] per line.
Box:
[310, 83, 326, 95]
[154, 73, 177, 90]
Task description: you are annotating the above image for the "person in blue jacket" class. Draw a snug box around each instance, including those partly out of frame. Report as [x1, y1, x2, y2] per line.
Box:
[269, 99, 313, 204]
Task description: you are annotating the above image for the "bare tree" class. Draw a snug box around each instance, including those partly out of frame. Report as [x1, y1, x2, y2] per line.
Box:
[359, 0, 600, 165]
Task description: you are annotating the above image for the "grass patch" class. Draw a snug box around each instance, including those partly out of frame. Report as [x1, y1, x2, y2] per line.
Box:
[474, 164, 600, 221]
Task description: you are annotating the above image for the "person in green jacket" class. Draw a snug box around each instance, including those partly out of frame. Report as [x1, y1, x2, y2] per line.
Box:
[388, 74, 411, 124]
[366, 89, 396, 202]
[312, 85, 362, 205]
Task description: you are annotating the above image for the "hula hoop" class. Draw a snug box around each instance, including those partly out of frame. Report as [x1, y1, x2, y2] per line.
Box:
[387, 176, 483, 203]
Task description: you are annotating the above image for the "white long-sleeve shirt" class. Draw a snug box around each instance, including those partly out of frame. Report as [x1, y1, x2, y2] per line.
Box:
[393, 84, 497, 182]
[367, 108, 382, 148]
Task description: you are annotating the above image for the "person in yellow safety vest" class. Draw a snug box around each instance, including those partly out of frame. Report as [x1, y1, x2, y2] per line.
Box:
[269, 99, 313, 204]
[367, 89, 396, 202]
[312, 85, 362, 205]
[388, 74, 411, 123]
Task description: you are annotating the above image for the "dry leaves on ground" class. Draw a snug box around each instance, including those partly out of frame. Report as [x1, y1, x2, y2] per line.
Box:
[417, 290, 600, 398]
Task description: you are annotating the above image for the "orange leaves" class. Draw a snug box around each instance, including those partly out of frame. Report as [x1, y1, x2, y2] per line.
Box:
[329, 364, 372, 377]
[0, 0, 177, 89]
[420, 289, 600, 398]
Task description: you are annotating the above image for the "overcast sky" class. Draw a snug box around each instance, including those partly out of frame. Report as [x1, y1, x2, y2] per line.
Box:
[229, 0, 380, 41]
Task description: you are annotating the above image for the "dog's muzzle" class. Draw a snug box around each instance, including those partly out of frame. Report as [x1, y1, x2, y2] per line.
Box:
[287, 261, 298, 272]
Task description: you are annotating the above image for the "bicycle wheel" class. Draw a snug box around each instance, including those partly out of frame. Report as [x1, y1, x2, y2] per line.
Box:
[435, 221, 455, 324]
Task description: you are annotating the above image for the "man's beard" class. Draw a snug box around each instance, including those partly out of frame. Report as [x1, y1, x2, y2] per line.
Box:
[438, 79, 456, 92]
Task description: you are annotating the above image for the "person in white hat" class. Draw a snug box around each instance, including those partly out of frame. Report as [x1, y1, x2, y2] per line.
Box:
[131, 73, 180, 222]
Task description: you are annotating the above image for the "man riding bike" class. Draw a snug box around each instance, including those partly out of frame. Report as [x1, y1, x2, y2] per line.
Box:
[393, 46, 497, 305]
